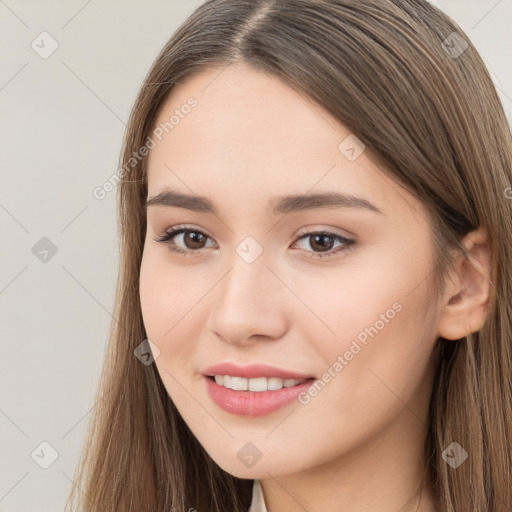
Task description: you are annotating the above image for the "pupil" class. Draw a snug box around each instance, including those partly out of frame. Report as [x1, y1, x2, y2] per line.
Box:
[312, 234, 333, 252]
[186, 231, 205, 248]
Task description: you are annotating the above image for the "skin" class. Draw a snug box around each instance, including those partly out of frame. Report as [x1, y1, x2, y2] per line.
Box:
[139, 63, 491, 512]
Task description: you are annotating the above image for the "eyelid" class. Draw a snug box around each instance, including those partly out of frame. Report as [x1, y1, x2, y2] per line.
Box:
[153, 224, 356, 259]
[295, 224, 355, 239]
[156, 223, 353, 241]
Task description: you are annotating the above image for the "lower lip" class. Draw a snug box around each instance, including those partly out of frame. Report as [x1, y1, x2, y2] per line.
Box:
[204, 376, 316, 417]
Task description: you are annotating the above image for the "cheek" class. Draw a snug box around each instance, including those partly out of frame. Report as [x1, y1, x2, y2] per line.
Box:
[139, 247, 210, 380]
[139, 251, 187, 362]
[139, 251, 166, 336]
[290, 241, 432, 351]
[139, 247, 197, 332]
[293, 244, 436, 414]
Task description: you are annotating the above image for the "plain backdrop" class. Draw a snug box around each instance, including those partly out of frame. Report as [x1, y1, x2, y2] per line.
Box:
[0, 1, 511, 510]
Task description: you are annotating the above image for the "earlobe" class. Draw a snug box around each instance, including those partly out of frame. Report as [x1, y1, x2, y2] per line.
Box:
[437, 227, 492, 340]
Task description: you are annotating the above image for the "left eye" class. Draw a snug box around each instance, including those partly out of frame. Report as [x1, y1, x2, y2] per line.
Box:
[153, 225, 355, 259]
[292, 231, 354, 258]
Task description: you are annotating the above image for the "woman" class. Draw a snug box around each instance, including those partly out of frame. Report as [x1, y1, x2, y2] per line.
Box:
[67, 1, 512, 511]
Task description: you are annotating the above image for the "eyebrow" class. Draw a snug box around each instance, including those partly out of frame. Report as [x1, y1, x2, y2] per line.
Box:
[144, 189, 383, 216]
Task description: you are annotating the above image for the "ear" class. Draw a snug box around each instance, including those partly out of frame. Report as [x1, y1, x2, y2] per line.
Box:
[437, 227, 492, 340]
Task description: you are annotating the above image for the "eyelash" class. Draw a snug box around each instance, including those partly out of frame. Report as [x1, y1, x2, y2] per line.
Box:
[153, 224, 356, 260]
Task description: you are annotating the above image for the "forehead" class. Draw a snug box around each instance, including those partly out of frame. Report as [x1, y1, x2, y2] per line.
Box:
[145, 64, 423, 223]
[150, 63, 345, 161]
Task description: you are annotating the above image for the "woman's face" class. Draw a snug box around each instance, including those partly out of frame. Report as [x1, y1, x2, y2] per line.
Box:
[139, 63, 442, 480]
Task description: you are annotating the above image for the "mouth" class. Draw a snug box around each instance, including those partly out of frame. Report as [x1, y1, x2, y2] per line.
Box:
[206, 374, 314, 392]
[203, 375, 317, 417]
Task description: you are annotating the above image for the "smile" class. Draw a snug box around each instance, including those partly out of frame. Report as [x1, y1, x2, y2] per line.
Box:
[204, 376, 316, 417]
[211, 375, 307, 391]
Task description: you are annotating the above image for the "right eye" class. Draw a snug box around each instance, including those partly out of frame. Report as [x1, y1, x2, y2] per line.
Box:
[153, 225, 217, 256]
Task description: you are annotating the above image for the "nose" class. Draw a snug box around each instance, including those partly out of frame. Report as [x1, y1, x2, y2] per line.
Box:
[206, 252, 289, 347]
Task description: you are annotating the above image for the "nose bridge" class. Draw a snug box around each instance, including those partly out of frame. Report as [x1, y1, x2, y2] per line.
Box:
[223, 233, 272, 299]
[219, 244, 272, 316]
[208, 239, 287, 343]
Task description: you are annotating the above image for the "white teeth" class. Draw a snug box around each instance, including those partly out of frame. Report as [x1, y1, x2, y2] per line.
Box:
[249, 377, 267, 391]
[267, 377, 284, 390]
[212, 375, 306, 391]
[230, 376, 248, 391]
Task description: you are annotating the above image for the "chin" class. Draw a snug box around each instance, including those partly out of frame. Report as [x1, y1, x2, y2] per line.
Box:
[207, 449, 293, 480]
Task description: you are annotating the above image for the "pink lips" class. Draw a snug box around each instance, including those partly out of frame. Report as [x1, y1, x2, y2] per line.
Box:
[202, 361, 316, 417]
[202, 361, 314, 380]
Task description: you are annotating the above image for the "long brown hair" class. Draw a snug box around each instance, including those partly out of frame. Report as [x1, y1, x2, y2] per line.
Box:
[66, 1, 512, 510]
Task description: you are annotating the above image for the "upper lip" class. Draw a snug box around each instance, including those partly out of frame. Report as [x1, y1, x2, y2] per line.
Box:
[203, 362, 315, 380]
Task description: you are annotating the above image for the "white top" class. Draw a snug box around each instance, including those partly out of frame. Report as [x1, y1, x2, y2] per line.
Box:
[248, 479, 268, 512]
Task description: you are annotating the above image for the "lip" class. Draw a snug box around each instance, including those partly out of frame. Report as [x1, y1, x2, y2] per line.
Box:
[202, 362, 315, 380]
[204, 375, 316, 417]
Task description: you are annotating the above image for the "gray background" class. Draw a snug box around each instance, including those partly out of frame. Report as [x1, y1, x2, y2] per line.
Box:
[0, 1, 510, 510]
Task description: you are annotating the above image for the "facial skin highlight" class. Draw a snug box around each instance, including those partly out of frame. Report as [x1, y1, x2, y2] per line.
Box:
[139, 63, 444, 512]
